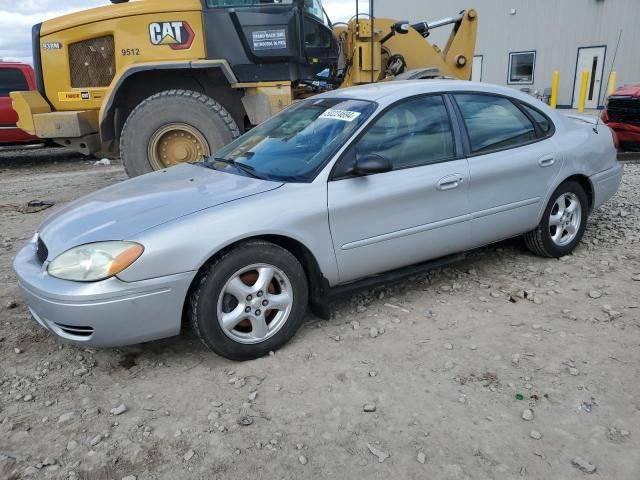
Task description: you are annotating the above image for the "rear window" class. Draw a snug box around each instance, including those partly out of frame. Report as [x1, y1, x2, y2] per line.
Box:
[0, 68, 29, 97]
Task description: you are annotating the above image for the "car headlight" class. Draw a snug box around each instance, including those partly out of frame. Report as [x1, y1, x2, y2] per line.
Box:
[47, 241, 144, 282]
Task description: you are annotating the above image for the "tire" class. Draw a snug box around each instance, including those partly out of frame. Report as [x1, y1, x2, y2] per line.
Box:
[189, 241, 309, 361]
[524, 180, 589, 258]
[119, 89, 240, 177]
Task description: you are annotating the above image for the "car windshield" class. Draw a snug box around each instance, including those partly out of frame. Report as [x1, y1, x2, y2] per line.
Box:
[206, 98, 376, 182]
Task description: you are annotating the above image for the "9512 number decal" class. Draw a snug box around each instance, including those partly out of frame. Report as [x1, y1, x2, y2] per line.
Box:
[121, 48, 140, 56]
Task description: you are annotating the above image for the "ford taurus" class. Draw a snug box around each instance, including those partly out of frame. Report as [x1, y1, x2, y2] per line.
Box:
[14, 80, 623, 360]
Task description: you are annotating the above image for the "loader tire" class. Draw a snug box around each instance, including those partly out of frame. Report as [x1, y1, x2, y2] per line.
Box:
[119, 89, 240, 177]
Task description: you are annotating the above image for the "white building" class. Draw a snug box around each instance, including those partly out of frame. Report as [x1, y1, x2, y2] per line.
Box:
[375, 0, 640, 109]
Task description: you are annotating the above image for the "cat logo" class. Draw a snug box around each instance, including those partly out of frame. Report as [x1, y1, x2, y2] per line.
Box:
[149, 21, 195, 50]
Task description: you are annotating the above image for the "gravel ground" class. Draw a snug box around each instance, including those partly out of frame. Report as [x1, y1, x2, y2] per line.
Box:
[0, 147, 639, 480]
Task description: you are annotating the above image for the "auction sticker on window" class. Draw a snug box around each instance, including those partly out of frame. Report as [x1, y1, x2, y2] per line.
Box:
[252, 29, 287, 50]
[319, 109, 362, 122]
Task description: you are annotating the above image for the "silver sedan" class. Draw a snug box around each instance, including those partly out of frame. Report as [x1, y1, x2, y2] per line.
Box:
[14, 80, 623, 360]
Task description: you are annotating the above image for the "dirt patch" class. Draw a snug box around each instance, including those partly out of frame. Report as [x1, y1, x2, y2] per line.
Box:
[1, 150, 639, 479]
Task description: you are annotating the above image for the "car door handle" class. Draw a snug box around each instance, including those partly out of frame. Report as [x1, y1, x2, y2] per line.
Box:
[538, 156, 555, 167]
[437, 174, 463, 191]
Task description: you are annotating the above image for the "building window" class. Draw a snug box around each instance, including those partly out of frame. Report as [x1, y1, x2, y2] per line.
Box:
[508, 51, 536, 84]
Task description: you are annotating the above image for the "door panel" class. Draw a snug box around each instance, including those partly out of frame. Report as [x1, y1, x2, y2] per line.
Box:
[467, 144, 561, 246]
[453, 93, 562, 246]
[328, 159, 471, 283]
[328, 95, 472, 283]
[572, 46, 605, 109]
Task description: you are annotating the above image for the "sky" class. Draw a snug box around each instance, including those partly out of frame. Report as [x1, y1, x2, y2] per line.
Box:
[0, 0, 370, 64]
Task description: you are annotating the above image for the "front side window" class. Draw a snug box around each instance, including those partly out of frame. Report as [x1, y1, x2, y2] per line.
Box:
[508, 51, 536, 84]
[209, 98, 376, 182]
[454, 94, 537, 153]
[0, 68, 28, 97]
[355, 95, 455, 170]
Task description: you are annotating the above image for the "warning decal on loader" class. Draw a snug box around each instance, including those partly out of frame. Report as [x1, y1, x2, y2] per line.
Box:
[252, 29, 287, 51]
[58, 91, 90, 102]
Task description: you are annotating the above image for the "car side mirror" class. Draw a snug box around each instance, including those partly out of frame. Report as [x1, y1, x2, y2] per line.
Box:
[355, 153, 392, 175]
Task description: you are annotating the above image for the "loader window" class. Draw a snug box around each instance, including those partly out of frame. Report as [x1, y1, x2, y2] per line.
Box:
[206, 0, 293, 6]
[304, 0, 324, 22]
[209, 98, 376, 182]
[0, 68, 28, 97]
[304, 17, 332, 48]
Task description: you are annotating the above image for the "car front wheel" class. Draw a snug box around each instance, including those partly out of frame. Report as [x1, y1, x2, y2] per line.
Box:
[524, 180, 589, 258]
[189, 241, 308, 361]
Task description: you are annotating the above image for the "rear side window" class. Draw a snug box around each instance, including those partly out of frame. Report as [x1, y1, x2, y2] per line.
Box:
[356, 95, 455, 169]
[454, 94, 537, 154]
[0, 68, 29, 97]
[520, 103, 553, 135]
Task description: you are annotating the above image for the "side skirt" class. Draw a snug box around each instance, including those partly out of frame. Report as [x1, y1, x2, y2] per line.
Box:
[310, 253, 466, 319]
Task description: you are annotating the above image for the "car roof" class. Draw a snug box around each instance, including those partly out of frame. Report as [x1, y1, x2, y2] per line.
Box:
[317, 79, 537, 107]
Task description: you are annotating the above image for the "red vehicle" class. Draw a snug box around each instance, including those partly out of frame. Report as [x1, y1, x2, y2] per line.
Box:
[0, 62, 39, 144]
[601, 84, 640, 151]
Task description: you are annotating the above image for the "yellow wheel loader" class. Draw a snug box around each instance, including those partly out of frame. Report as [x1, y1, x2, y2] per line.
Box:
[11, 0, 477, 177]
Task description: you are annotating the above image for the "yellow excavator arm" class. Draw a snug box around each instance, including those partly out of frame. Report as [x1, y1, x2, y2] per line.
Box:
[334, 9, 478, 87]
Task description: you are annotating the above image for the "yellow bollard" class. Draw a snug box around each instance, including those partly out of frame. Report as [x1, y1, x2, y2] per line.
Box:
[578, 70, 589, 113]
[607, 71, 617, 96]
[550, 71, 559, 109]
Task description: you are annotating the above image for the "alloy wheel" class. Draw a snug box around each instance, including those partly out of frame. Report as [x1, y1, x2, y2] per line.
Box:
[216, 263, 293, 344]
[549, 192, 582, 246]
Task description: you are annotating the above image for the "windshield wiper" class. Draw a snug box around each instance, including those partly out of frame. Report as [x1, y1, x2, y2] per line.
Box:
[213, 157, 262, 179]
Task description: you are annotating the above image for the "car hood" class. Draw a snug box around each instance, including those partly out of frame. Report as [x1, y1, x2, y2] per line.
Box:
[38, 164, 283, 259]
[611, 84, 640, 98]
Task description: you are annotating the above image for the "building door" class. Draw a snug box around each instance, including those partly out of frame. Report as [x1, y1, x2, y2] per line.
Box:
[572, 46, 606, 109]
[471, 55, 483, 82]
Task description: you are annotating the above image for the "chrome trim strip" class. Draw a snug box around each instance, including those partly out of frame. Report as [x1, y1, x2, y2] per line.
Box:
[342, 213, 472, 250]
[471, 197, 540, 220]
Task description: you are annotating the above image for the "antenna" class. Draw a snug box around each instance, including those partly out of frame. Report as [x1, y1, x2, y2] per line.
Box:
[594, 29, 622, 133]
[370, 0, 374, 83]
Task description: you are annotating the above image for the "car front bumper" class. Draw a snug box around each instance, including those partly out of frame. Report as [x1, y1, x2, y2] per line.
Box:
[13, 239, 196, 347]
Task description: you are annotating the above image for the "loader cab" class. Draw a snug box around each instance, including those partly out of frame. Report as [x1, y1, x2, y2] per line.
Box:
[203, 0, 338, 82]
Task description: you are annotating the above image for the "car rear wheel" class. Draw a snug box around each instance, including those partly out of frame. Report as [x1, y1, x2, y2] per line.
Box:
[524, 180, 588, 257]
[119, 89, 240, 177]
[189, 241, 308, 361]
